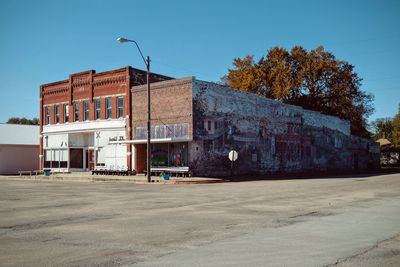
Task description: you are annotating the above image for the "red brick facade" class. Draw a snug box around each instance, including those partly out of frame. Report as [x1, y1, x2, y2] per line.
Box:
[131, 77, 194, 138]
[40, 66, 172, 170]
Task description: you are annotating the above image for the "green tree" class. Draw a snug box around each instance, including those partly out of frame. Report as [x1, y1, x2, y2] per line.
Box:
[6, 117, 39, 125]
[392, 113, 400, 147]
[225, 46, 374, 137]
[370, 118, 393, 140]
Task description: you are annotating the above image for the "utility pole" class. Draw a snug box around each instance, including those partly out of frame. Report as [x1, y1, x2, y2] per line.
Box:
[146, 56, 151, 183]
[117, 37, 152, 183]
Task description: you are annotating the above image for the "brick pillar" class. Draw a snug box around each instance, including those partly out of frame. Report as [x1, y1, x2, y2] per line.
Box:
[79, 101, 84, 122]
[50, 105, 55, 125]
[100, 98, 106, 120]
[112, 96, 117, 119]
[59, 104, 64, 123]
[89, 100, 95, 121]
[69, 104, 74, 123]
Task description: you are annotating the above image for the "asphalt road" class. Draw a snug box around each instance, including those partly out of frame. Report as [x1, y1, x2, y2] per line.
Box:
[1, 173, 400, 266]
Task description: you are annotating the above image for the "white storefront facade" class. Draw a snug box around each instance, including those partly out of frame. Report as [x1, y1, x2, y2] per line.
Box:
[42, 119, 128, 172]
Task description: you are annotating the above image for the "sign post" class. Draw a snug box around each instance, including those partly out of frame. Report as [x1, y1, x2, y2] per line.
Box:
[228, 150, 239, 177]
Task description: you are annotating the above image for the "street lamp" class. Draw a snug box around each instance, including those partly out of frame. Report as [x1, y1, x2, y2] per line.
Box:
[117, 37, 152, 183]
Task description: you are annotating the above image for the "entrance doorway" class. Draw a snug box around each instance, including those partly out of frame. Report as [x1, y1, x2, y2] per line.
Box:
[85, 149, 95, 171]
[70, 148, 83, 169]
[135, 144, 147, 173]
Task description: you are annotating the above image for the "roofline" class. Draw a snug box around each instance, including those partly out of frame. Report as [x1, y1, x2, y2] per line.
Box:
[131, 76, 194, 92]
[41, 79, 69, 88]
[41, 66, 173, 88]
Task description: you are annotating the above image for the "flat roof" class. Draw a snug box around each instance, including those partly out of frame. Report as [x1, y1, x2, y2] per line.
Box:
[0, 124, 39, 145]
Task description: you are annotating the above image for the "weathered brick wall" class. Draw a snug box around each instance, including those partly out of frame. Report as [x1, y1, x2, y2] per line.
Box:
[190, 79, 379, 177]
[131, 77, 193, 139]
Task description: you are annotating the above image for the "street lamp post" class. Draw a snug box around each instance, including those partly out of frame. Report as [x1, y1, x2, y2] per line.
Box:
[117, 37, 152, 183]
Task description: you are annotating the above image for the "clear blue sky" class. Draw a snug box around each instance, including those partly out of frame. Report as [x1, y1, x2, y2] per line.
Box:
[0, 0, 399, 123]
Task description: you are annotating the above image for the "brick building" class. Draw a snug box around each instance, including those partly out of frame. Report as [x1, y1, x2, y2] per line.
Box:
[40, 66, 171, 172]
[41, 67, 379, 176]
[130, 77, 380, 176]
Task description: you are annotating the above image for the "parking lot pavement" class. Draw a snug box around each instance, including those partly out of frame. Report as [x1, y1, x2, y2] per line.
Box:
[1, 173, 400, 266]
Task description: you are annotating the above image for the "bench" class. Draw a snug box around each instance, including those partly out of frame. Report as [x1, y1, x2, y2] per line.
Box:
[18, 170, 43, 177]
[144, 167, 192, 177]
[92, 167, 136, 176]
[19, 170, 33, 177]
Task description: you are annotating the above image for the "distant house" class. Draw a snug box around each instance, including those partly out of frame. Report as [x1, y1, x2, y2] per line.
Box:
[376, 138, 400, 166]
[0, 124, 39, 175]
[376, 138, 391, 147]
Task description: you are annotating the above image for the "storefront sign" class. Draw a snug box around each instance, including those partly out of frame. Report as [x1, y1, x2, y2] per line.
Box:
[109, 136, 125, 142]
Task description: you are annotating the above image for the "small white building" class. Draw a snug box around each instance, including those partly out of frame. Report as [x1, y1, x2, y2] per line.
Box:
[0, 124, 39, 175]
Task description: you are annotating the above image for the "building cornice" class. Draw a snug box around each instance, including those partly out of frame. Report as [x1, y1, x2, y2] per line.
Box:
[131, 77, 193, 92]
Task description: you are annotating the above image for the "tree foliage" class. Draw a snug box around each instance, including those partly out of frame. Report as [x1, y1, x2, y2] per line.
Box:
[392, 113, 400, 147]
[225, 46, 374, 137]
[370, 104, 400, 147]
[370, 118, 393, 140]
[6, 117, 39, 125]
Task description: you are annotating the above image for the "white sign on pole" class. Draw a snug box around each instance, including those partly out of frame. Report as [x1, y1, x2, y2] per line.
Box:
[228, 150, 238, 162]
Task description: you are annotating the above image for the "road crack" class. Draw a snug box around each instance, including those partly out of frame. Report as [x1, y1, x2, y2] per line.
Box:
[324, 233, 400, 266]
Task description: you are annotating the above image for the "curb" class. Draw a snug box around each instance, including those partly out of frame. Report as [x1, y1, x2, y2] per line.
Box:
[2, 176, 225, 185]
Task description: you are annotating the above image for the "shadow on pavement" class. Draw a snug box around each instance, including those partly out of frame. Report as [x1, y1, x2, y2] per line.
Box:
[225, 167, 400, 182]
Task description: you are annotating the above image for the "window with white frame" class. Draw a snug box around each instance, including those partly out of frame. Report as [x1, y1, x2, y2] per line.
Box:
[83, 100, 89, 121]
[64, 104, 69, 123]
[74, 102, 79, 122]
[95, 99, 101, 120]
[55, 105, 60, 123]
[106, 97, 112, 119]
[117, 96, 124, 118]
[45, 106, 50, 125]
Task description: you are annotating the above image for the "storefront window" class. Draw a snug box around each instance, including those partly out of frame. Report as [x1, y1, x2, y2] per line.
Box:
[44, 149, 68, 168]
[150, 142, 188, 167]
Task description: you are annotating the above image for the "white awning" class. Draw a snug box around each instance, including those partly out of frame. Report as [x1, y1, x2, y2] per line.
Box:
[108, 137, 192, 145]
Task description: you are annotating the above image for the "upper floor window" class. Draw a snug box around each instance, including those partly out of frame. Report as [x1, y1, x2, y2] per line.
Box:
[74, 102, 79, 122]
[95, 99, 101, 120]
[64, 104, 69, 123]
[117, 96, 124, 118]
[207, 120, 211, 131]
[45, 106, 50, 125]
[106, 97, 112, 119]
[83, 100, 89, 121]
[55, 105, 60, 123]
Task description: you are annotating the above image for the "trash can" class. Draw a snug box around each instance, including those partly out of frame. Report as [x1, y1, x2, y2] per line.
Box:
[162, 173, 171, 181]
[43, 169, 51, 177]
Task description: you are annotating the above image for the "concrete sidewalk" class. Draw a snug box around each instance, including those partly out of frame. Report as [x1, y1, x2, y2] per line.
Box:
[3, 172, 224, 184]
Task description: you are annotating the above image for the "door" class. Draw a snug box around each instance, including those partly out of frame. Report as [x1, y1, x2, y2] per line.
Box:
[70, 149, 83, 168]
[135, 144, 147, 173]
[88, 149, 94, 171]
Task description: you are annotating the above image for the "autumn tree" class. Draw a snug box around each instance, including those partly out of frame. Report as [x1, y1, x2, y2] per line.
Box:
[225, 46, 374, 137]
